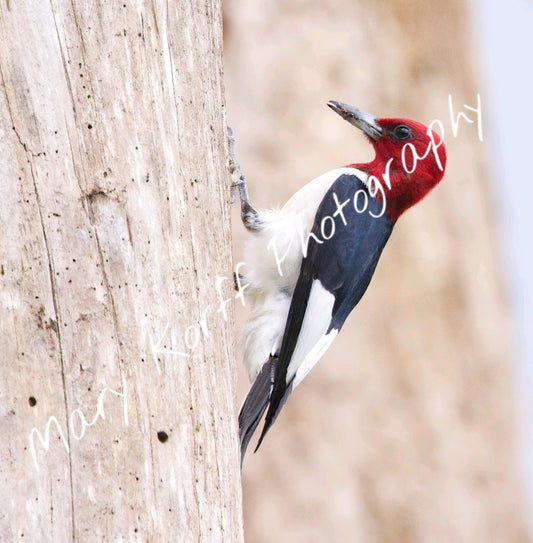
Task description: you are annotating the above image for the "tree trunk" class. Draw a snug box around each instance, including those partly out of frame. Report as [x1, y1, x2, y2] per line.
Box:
[0, 1, 243, 541]
[225, 0, 530, 541]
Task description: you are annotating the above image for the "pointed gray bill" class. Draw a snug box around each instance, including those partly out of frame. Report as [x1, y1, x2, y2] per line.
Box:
[327, 100, 383, 141]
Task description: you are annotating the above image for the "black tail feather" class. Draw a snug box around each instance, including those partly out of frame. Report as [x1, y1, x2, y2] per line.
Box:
[253, 379, 293, 453]
[239, 357, 276, 466]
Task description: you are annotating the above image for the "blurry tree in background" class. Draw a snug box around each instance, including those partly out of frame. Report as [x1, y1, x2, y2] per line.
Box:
[225, 0, 531, 541]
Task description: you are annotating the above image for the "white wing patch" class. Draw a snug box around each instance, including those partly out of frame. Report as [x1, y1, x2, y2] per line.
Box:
[292, 329, 338, 388]
[286, 280, 337, 387]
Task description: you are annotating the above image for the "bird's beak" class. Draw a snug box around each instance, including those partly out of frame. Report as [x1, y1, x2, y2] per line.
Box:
[327, 100, 383, 141]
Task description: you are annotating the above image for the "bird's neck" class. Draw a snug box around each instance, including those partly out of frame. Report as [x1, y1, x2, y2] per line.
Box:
[349, 157, 441, 222]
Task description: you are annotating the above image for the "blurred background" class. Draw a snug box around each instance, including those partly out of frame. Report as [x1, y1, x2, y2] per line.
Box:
[224, 0, 532, 541]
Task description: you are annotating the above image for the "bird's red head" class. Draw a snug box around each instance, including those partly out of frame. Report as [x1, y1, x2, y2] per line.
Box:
[328, 101, 447, 222]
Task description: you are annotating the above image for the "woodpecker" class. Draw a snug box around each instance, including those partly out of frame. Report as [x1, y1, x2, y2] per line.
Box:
[230, 101, 447, 464]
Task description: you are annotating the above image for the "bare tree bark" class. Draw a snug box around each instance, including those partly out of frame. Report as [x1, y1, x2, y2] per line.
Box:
[0, 1, 243, 541]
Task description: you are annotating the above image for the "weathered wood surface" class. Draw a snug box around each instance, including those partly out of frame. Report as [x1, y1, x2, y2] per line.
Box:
[0, 1, 243, 541]
[225, 0, 531, 541]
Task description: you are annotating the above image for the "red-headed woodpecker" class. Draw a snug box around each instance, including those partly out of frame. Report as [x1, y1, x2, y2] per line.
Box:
[230, 101, 447, 464]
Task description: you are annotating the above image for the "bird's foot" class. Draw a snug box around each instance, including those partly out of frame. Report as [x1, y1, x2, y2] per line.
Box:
[227, 127, 261, 230]
[228, 127, 247, 204]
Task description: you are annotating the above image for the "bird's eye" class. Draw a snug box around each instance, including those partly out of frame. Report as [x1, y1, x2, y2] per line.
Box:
[393, 124, 413, 141]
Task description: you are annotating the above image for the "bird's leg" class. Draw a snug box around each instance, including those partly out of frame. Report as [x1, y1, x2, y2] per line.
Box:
[228, 127, 262, 231]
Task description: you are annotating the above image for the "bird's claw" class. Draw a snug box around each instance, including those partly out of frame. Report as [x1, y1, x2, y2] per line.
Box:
[228, 126, 247, 204]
